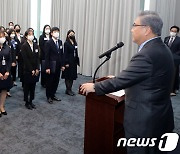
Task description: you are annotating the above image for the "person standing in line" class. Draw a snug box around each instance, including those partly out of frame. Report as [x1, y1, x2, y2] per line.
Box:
[7, 29, 19, 86]
[62, 30, 80, 96]
[8, 21, 14, 30]
[39, 25, 51, 88]
[164, 26, 180, 96]
[14, 24, 24, 80]
[80, 11, 174, 154]
[45, 27, 65, 104]
[21, 29, 40, 110]
[0, 30, 12, 116]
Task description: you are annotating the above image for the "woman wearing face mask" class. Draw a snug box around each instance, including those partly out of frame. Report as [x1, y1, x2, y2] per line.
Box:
[14, 25, 24, 82]
[0, 30, 12, 116]
[7, 29, 19, 86]
[39, 25, 51, 88]
[14, 24, 23, 43]
[21, 29, 40, 110]
[61, 30, 80, 96]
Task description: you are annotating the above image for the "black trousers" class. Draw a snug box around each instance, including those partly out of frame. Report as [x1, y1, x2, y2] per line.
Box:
[11, 66, 17, 81]
[24, 82, 36, 102]
[125, 130, 167, 154]
[46, 70, 60, 99]
[40, 61, 46, 86]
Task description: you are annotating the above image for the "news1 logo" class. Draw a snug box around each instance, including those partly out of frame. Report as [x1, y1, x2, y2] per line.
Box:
[117, 133, 179, 151]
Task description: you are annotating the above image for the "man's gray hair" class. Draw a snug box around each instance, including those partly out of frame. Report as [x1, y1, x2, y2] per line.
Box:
[139, 11, 163, 36]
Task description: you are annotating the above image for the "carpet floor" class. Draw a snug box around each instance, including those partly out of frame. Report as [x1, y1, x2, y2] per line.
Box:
[0, 75, 179, 154]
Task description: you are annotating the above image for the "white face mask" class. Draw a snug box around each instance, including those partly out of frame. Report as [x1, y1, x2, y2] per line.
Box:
[0, 37, 6, 44]
[10, 34, 16, 39]
[9, 25, 14, 29]
[27, 35, 34, 41]
[53, 32, 59, 39]
[45, 29, 50, 35]
[170, 32, 177, 37]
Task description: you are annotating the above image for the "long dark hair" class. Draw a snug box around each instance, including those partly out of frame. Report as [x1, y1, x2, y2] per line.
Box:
[42, 25, 51, 36]
[66, 30, 77, 46]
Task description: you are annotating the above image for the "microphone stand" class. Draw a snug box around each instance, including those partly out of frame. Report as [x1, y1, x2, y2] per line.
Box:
[93, 54, 111, 83]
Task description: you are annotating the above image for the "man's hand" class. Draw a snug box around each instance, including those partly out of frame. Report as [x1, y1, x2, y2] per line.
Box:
[65, 64, 69, 68]
[46, 69, 50, 74]
[35, 69, 39, 76]
[80, 83, 95, 95]
[3, 72, 9, 80]
[61, 67, 65, 71]
[32, 70, 35, 76]
[0, 73, 4, 80]
[107, 75, 115, 78]
[12, 62, 16, 66]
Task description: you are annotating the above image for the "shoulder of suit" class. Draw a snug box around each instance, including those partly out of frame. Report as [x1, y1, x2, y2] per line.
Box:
[3, 43, 11, 50]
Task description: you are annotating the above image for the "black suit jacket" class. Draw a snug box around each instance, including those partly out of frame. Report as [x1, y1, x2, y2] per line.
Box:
[164, 36, 180, 55]
[0, 43, 12, 74]
[45, 38, 64, 70]
[39, 34, 51, 60]
[95, 38, 174, 137]
[21, 41, 40, 73]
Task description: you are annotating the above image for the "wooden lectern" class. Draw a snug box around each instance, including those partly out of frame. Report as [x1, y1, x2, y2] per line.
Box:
[79, 77, 126, 154]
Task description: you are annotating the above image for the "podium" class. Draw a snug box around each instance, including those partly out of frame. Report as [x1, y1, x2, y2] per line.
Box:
[79, 77, 126, 154]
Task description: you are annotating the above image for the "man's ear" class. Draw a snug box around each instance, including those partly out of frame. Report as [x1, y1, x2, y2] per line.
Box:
[144, 26, 151, 36]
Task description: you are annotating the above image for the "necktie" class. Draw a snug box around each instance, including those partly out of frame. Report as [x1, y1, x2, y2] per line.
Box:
[168, 37, 174, 47]
[56, 41, 59, 49]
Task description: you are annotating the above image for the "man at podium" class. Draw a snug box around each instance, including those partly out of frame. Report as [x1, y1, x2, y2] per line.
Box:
[80, 11, 174, 154]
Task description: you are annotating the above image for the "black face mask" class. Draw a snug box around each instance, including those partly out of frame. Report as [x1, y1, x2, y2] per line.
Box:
[69, 35, 75, 40]
[16, 29, 20, 33]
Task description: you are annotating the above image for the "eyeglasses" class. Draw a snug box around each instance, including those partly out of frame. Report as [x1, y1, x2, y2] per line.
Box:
[132, 23, 147, 27]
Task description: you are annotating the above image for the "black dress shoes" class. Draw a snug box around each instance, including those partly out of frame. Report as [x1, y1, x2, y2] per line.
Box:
[47, 98, 53, 104]
[52, 96, 61, 101]
[66, 90, 75, 96]
[30, 103, 36, 109]
[25, 104, 32, 110]
[1, 111, 7, 115]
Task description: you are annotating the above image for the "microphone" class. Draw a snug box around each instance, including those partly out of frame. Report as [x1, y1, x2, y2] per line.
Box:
[99, 42, 124, 59]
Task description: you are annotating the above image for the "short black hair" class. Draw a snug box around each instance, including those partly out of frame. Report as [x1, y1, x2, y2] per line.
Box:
[14, 24, 21, 29]
[170, 25, 179, 32]
[51, 27, 60, 33]
[8, 21, 14, 26]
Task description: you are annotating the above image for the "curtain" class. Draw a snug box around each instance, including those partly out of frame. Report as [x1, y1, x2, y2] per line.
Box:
[0, 0, 31, 33]
[149, 0, 177, 39]
[51, 0, 141, 77]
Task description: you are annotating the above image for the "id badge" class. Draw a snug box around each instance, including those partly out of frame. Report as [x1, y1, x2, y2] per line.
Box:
[2, 59, 6, 66]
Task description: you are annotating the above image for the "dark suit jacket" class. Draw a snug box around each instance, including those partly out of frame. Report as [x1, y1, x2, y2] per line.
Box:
[39, 34, 51, 60]
[164, 36, 180, 55]
[21, 41, 40, 73]
[61, 41, 79, 80]
[45, 38, 64, 71]
[0, 43, 12, 74]
[95, 38, 174, 137]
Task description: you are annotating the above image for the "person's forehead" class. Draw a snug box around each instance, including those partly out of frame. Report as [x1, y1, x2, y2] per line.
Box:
[134, 17, 141, 24]
[69, 31, 75, 35]
[171, 28, 178, 32]
[52, 30, 59, 32]
[28, 31, 34, 35]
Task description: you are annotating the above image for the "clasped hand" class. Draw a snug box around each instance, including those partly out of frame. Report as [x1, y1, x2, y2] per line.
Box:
[0, 72, 9, 80]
